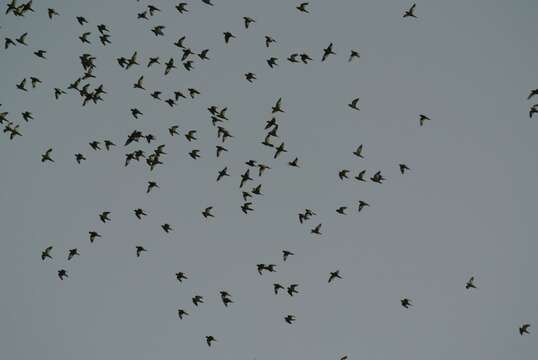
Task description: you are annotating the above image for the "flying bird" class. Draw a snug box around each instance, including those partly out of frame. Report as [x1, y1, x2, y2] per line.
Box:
[519, 324, 531, 335]
[41, 246, 53, 260]
[403, 3, 417, 18]
[329, 271, 342, 283]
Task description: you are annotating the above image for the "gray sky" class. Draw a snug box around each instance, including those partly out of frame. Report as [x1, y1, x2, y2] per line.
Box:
[0, 0, 537, 359]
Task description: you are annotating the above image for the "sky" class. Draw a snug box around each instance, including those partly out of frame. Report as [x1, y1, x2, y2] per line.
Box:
[0, 0, 537, 359]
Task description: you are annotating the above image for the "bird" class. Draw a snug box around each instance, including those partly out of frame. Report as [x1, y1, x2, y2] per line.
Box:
[151, 25, 165, 36]
[134, 208, 147, 220]
[258, 164, 271, 177]
[419, 114, 430, 126]
[201, 0, 214, 5]
[176, 272, 188, 282]
[185, 130, 197, 142]
[58, 269, 68, 280]
[339, 169, 350, 180]
[285, 315, 296, 324]
[288, 157, 300, 167]
[530, 104, 538, 118]
[67, 248, 80, 261]
[177, 309, 189, 319]
[311, 223, 322, 235]
[282, 250, 294, 261]
[217, 167, 230, 182]
[348, 98, 360, 111]
[89, 231, 101, 243]
[192, 295, 204, 306]
[136, 246, 147, 257]
[41, 246, 53, 260]
[370, 171, 385, 184]
[399, 164, 410, 174]
[205, 336, 216, 347]
[528, 89, 538, 100]
[401, 298, 412, 308]
[161, 223, 173, 233]
[41, 148, 54, 163]
[189, 149, 200, 159]
[465, 276, 477, 289]
[349, 50, 360, 62]
[134, 76, 145, 90]
[176, 3, 188, 13]
[75, 153, 86, 164]
[147, 181, 159, 193]
[296, 2, 309, 13]
[33, 50, 46, 59]
[76, 16, 88, 25]
[336, 206, 347, 215]
[267, 57, 278, 68]
[329, 270, 342, 283]
[16, 79, 27, 91]
[202, 206, 215, 218]
[240, 170, 253, 188]
[353, 144, 364, 158]
[519, 324, 531, 335]
[355, 170, 366, 181]
[265, 35, 276, 48]
[252, 184, 263, 195]
[48, 8, 59, 19]
[287, 284, 299, 296]
[99, 211, 111, 223]
[241, 202, 254, 214]
[245, 72, 257, 83]
[243, 16, 255, 29]
[274, 283, 285, 294]
[322, 43, 335, 61]
[272, 98, 284, 113]
[403, 3, 417, 18]
[223, 32, 235, 44]
[274, 142, 287, 158]
[358, 201, 369, 212]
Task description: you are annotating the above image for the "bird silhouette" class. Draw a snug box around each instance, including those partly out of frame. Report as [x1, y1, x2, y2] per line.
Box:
[403, 3, 417, 18]
[329, 270, 342, 283]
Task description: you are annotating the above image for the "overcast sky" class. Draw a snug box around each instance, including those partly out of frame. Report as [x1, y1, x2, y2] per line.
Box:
[0, 0, 537, 359]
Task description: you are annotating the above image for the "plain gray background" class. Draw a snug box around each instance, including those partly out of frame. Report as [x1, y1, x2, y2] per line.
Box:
[0, 0, 537, 359]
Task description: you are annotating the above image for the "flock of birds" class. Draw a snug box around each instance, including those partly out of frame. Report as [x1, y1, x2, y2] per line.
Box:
[1, 0, 533, 354]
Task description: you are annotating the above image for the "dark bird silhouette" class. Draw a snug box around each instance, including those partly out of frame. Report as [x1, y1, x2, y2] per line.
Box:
[354, 170, 366, 182]
[147, 181, 159, 193]
[58, 269, 68, 280]
[265, 35, 276, 48]
[177, 309, 189, 319]
[267, 57, 278, 68]
[338, 169, 350, 180]
[348, 98, 360, 111]
[272, 98, 284, 113]
[274, 142, 287, 158]
[176, 272, 187, 282]
[202, 0, 214, 5]
[134, 208, 147, 220]
[288, 157, 300, 167]
[401, 298, 412, 308]
[285, 314, 296, 324]
[252, 184, 263, 195]
[34, 50, 47, 59]
[41, 148, 54, 163]
[419, 114, 430, 126]
[89, 231, 101, 243]
[336, 206, 347, 215]
[403, 3, 417, 18]
[148, 4, 160, 16]
[519, 324, 531, 335]
[287, 284, 299, 296]
[48, 8, 59, 19]
[76, 16, 88, 25]
[99, 211, 111, 223]
[136, 246, 147, 257]
[75, 153, 86, 164]
[223, 32, 235, 44]
[216, 145, 228, 157]
[189, 149, 200, 159]
[192, 295, 204, 306]
[240, 169, 253, 188]
[349, 50, 360, 62]
[89, 141, 101, 150]
[205, 336, 216, 347]
[217, 167, 230, 181]
[161, 223, 173, 233]
[243, 16, 255, 29]
[16, 79, 27, 91]
[274, 283, 285, 294]
[530, 104, 538, 118]
[282, 250, 294, 261]
[241, 202, 254, 214]
[258, 164, 271, 176]
[329, 270, 342, 283]
[370, 171, 385, 184]
[528, 89, 538, 100]
[202, 206, 215, 218]
[185, 130, 197, 141]
[176, 3, 188, 13]
[358, 200, 369, 212]
[465, 276, 477, 289]
[245, 72, 257, 83]
[67, 248, 80, 261]
[41, 246, 53, 260]
[322, 43, 335, 61]
[151, 25, 165, 36]
[311, 223, 322, 235]
[16, 32, 28, 45]
[398, 163, 410, 174]
[296, 2, 309, 13]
